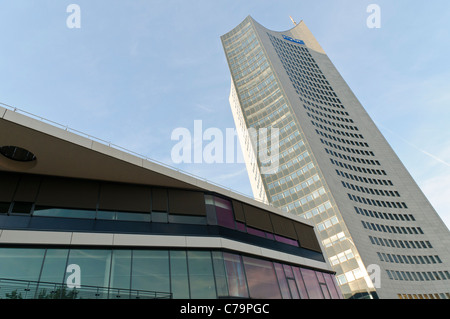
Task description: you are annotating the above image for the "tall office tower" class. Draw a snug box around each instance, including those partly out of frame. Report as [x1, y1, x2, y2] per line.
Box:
[221, 16, 450, 299]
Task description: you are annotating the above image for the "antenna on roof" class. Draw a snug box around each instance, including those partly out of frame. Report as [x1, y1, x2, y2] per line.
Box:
[289, 16, 297, 26]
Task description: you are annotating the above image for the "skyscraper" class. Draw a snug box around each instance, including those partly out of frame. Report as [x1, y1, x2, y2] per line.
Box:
[221, 16, 450, 299]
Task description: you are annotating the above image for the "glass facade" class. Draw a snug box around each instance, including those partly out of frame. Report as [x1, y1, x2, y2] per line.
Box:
[0, 247, 341, 299]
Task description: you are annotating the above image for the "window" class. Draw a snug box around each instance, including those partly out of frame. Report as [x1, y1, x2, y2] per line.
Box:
[300, 268, 323, 299]
[34, 206, 95, 219]
[223, 253, 248, 298]
[131, 250, 170, 295]
[11, 202, 33, 215]
[243, 256, 281, 299]
[187, 251, 216, 299]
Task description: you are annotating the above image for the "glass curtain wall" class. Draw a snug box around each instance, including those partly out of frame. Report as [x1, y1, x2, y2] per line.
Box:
[0, 247, 341, 299]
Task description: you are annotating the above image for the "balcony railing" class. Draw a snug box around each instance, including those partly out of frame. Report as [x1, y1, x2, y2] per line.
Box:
[0, 278, 172, 299]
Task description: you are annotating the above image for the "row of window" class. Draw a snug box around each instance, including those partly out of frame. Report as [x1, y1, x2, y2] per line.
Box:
[271, 174, 320, 202]
[239, 71, 274, 100]
[316, 128, 369, 148]
[308, 109, 359, 132]
[242, 78, 279, 108]
[336, 267, 367, 285]
[248, 101, 288, 128]
[265, 147, 309, 184]
[355, 206, 415, 222]
[322, 139, 375, 159]
[377, 252, 443, 265]
[329, 249, 355, 266]
[282, 187, 327, 213]
[1, 196, 300, 249]
[0, 246, 342, 299]
[229, 37, 262, 75]
[327, 148, 381, 167]
[241, 77, 279, 109]
[349, 193, 408, 209]
[331, 158, 386, 176]
[336, 169, 393, 187]
[277, 147, 309, 171]
[299, 201, 333, 220]
[303, 98, 350, 118]
[222, 20, 252, 49]
[205, 195, 299, 247]
[267, 162, 315, 192]
[270, 34, 344, 108]
[236, 60, 270, 88]
[226, 29, 258, 62]
[398, 293, 449, 299]
[317, 216, 339, 232]
[342, 181, 400, 198]
[313, 120, 363, 140]
[322, 232, 347, 248]
[305, 99, 346, 112]
[369, 235, 433, 249]
[295, 82, 340, 106]
[304, 105, 354, 125]
[386, 269, 450, 282]
[362, 220, 423, 235]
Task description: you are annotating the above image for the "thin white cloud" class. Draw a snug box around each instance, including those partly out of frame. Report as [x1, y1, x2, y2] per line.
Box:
[375, 122, 450, 168]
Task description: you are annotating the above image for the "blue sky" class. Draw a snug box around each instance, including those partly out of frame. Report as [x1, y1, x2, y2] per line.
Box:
[1, 1, 449, 228]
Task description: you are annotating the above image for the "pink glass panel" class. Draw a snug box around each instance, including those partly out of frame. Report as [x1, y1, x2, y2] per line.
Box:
[300, 268, 324, 299]
[274, 263, 291, 299]
[223, 253, 248, 298]
[292, 267, 308, 299]
[242, 256, 282, 299]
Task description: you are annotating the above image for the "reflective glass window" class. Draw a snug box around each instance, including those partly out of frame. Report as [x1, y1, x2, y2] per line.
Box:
[292, 267, 309, 299]
[0, 248, 45, 282]
[288, 279, 300, 299]
[275, 235, 299, 246]
[96, 210, 115, 220]
[187, 251, 216, 299]
[242, 256, 281, 299]
[34, 207, 95, 219]
[320, 283, 331, 299]
[274, 263, 291, 299]
[247, 226, 266, 238]
[109, 250, 132, 291]
[116, 212, 151, 222]
[212, 251, 229, 297]
[131, 250, 169, 294]
[236, 222, 246, 232]
[323, 273, 340, 299]
[39, 249, 69, 284]
[214, 197, 235, 229]
[66, 249, 112, 290]
[223, 253, 248, 298]
[168, 214, 206, 225]
[301, 268, 323, 299]
[170, 251, 189, 299]
[151, 211, 168, 223]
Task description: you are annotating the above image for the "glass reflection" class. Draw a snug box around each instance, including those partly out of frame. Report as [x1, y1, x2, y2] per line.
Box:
[170, 250, 189, 298]
[243, 256, 281, 299]
[187, 251, 216, 299]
